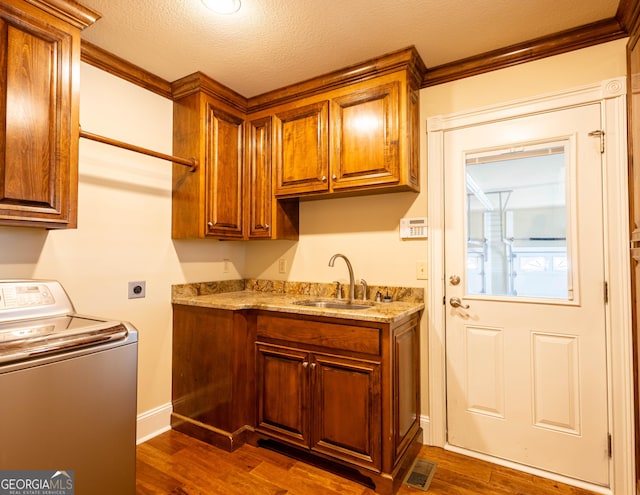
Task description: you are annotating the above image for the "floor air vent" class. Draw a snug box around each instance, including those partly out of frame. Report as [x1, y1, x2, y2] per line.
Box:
[404, 458, 437, 491]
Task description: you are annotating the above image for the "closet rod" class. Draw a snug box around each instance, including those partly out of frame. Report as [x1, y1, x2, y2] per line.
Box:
[79, 129, 198, 172]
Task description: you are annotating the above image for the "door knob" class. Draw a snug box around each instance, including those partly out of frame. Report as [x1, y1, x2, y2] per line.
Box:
[450, 297, 470, 309]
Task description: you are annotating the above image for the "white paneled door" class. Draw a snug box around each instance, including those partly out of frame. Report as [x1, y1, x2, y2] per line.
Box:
[444, 103, 610, 486]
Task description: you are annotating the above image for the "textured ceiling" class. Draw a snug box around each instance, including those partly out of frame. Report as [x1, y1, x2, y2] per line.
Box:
[79, 0, 620, 98]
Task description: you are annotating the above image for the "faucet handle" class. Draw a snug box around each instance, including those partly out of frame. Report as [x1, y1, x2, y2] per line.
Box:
[360, 279, 368, 300]
[333, 281, 343, 299]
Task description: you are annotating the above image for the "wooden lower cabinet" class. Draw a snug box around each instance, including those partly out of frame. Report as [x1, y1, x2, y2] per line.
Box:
[256, 343, 381, 470]
[253, 311, 422, 495]
[171, 305, 255, 451]
[312, 353, 381, 469]
[171, 304, 422, 495]
[256, 344, 310, 447]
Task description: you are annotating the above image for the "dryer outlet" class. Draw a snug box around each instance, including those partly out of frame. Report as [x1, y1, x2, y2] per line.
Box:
[128, 281, 146, 299]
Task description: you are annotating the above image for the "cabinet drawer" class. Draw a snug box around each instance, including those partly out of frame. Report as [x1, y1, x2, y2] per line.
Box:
[257, 314, 381, 355]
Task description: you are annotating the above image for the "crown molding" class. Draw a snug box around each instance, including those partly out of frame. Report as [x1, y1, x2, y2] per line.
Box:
[423, 18, 626, 87]
[617, 0, 640, 34]
[81, 40, 173, 99]
[25, 0, 100, 29]
[247, 46, 425, 113]
[170, 71, 248, 113]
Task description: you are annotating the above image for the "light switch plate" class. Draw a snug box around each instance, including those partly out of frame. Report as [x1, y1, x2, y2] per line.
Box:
[278, 258, 287, 274]
[416, 261, 428, 280]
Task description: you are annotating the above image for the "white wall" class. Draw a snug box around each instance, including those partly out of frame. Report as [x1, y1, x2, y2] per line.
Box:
[244, 192, 428, 285]
[423, 39, 627, 116]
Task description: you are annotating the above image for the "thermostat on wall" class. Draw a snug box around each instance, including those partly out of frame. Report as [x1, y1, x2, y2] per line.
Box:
[400, 217, 428, 239]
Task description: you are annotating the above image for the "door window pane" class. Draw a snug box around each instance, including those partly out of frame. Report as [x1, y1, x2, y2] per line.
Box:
[465, 143, 569, 299]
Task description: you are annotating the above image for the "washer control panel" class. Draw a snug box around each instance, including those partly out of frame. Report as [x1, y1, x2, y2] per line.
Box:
[0, 280, 73, 322]
[0, 284, 54, 310]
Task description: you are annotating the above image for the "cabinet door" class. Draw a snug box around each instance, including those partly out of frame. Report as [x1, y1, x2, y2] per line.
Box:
[330, 81, 400, 191]
[311, 353, 381, 470]
[406, 86, 421, 191]
[205, 103, 244, 237]
[274, 101, 329, 196]
[247, 116, 272, 238]
[392, 316, 420, 461]
[256, 343, 311, 448]
[0, 6, 77, 228]
[172, 306, 237, 430]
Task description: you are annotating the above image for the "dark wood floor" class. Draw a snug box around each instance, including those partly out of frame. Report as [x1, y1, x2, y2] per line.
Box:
[136, 429, 598, 495]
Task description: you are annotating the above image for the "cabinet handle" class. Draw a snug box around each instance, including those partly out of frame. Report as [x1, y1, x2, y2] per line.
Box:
[332, 174, 337, 180]
[302, 361, 309, 368]
[264, 224, 270, 230]
[321, 175, 327, 182]
[207, 221, 213, 228]
[310, 362, 316, 370]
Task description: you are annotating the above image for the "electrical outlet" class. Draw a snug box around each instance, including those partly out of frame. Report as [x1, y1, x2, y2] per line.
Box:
[128, 281, 146, 299]
[278, 258, 287, 274]
[416, 261, 428, 280]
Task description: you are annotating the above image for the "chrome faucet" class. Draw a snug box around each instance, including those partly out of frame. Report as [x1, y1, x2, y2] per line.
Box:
[328, 253, 355, 302]
[360, 279, 368, 301]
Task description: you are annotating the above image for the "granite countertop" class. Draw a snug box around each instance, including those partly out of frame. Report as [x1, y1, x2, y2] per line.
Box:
[172, 280, 424, 323]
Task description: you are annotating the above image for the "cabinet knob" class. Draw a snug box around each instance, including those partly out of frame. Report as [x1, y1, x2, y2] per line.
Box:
[310, 362, 316, 370]
[302, 361, 309, 368]
[321, 175, 327, 182]
[264, 224, 270, 230]
[207, 221, 213, 228]
[332, 174, 337, 180]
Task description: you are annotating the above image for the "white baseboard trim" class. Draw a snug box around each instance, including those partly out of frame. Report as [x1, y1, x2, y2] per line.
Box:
[136, 402, 172, 445]
[420, 414, 430, 445]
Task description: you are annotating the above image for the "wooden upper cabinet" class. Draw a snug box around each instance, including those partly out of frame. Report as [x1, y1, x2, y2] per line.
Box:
[247, 117, 273, 239]
[0, 0, 97, 228]
[205, 104, 244, 238]
[274, 101, 329, 196]
[171, 73, 247, 239]
[331, 81, 399, 191]
[246, 116, 300, 240]
[269, 72, 420, 199]
[172, 73, 299, 240]
[172, 48, 425, 239]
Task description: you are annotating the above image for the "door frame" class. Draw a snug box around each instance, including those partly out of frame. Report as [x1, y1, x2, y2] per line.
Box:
[426, 77, 634, 494]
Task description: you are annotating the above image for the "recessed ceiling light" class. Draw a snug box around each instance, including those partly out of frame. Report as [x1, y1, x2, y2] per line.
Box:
[201, 0, 241, 14]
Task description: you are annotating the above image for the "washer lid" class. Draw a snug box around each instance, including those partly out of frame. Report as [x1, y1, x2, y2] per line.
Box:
[0, 315, 128, 365]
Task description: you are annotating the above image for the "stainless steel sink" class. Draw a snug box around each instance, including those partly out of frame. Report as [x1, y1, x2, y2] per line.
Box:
[293, 300, 373, 310]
